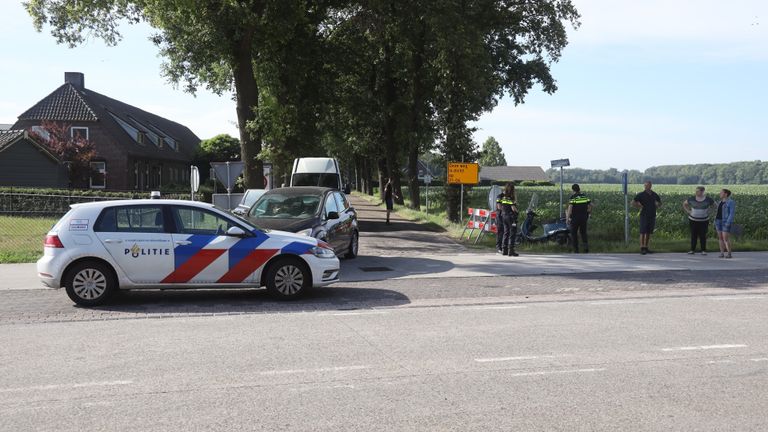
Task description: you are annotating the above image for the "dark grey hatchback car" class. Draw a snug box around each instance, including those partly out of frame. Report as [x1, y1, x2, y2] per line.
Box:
[244, 187, 359, 258]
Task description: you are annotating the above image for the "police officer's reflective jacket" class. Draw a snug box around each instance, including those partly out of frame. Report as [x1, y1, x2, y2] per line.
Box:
[569, 193, 592, 220]
[496, 193, 518, 217]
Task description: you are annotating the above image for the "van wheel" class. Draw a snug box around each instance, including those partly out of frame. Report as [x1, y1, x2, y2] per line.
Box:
[64, 261, 116, 306]
[345, 231, 359, 259]
[265, 257, 310, 300]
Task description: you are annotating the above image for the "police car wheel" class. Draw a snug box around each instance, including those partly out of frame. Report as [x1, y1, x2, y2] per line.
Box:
[345, 231, 359, 259]
[64, 261, 116, 306]
[265, 257, 310, 300]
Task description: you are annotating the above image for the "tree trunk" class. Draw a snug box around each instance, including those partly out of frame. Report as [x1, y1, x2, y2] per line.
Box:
[407, 17, 427, 210]
[381, 36, 404, 205]
[232, 29, 264, 189]
[378, 158, 388, 200]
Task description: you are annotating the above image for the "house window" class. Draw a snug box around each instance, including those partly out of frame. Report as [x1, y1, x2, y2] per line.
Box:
[71, 127, 89, 141]
[137, 132, 146, 145]
[134, 162, 139, 189]
[30, 125, 51, 141]
[90, 161, 106, 189]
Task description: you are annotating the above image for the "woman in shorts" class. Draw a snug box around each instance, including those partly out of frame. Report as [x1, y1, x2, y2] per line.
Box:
[714, 188, 736, 258]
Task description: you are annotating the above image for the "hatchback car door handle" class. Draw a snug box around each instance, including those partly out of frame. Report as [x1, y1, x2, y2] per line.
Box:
[175, 240, 192, 245]
[104, 239, 123, 244]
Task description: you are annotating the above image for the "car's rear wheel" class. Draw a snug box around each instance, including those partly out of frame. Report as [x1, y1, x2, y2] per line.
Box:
[265, 257, 310, 300]
[345, 231, 359, 259]
[64, 261, 116, 306]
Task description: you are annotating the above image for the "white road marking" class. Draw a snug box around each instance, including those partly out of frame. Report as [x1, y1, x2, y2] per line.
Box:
[707, 360, 735, 364]
[508, 368, 606, 378]
[661, 344, 747, 352]
[0, 380, 133, 393]
[257, 365, 370, 376]
[322, 311, 388, 316]
[475, 355, 569, 363]
[467, 305, 527, 311]
[750, 358, 768, 362]
[707, 296, 767, 301]
[588, 299, 653, 305]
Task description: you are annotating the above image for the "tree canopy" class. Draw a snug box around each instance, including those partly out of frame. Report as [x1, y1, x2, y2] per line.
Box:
[547, 161, 768, 185]
[26, 0, 580, 220]
[478, 137, 507, 167]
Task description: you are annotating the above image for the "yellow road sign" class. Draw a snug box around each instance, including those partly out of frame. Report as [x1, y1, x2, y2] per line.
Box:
[447, 162, 479, 185]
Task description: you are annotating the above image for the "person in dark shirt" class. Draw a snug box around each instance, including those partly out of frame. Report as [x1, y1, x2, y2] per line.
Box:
[383, 178, 398, 225]
[496, 183, 519, 257]
[682, 186, 715, 255]
[632, 181, 662, 255]
[566, 184, 593, 253]
[495, 191, 506, 254]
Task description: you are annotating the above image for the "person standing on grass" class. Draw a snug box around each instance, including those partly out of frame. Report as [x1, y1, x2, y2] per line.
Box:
[715, 188, 736, 258]
[682, 186, 715, 255]
[383, 178, 399, 225]
[632, 181, 662, 255]
[497, 183, 519, 257]
[566, 184, 593, 253]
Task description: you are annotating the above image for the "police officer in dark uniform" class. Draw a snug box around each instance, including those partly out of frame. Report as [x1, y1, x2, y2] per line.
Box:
[566, 184, 593, 253]
[496, 183, 519, 257]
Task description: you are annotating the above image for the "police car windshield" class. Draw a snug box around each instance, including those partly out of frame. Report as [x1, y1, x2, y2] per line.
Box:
[214, 205, 261, 231]
[249, 194, 321, 219]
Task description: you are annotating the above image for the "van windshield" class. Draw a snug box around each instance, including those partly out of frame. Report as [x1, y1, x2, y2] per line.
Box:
[292, 173, 339, 189]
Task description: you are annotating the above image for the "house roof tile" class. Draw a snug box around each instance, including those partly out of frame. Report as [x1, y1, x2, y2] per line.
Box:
[18, 84, 98, 122]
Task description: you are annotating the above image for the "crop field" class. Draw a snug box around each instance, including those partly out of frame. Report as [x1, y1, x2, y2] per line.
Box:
[406, 184, 768, 246]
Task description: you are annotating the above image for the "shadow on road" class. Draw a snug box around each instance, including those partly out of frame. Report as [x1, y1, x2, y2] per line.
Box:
[341, 255, 455, 282]
[93, 286, 411, 314]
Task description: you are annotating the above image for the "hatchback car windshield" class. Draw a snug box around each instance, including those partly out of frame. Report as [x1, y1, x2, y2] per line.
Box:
[249, 194, 322, 219]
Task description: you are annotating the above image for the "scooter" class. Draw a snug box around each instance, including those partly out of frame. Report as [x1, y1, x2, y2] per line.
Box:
[517, 193, 570, 246]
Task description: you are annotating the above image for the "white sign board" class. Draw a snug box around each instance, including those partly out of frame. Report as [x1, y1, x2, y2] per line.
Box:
[190, 165, 200, 193]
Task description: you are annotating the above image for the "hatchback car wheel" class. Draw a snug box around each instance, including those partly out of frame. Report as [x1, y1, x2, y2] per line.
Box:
[265, 258, 310, 299]
[64, 261, 116, 306]
[345, 231, 359, 259]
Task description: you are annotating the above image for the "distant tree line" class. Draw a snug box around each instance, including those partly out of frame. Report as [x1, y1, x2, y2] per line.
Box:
[547, 161, 768, 185]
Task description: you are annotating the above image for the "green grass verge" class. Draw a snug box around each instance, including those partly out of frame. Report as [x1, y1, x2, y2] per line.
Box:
[0, 215, 57, 263]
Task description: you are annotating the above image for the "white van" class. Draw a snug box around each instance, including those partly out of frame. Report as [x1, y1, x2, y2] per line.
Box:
[290, 158, 348, 192]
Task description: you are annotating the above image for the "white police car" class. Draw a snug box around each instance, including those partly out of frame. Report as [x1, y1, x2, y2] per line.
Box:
[37, 199, 340, 306]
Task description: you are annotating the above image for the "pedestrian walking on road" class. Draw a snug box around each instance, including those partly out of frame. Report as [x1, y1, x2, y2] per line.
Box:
[497, 183, 519, 257]
[383, 178, 398, 225]
[566, 184, 593, 253]
[682, 186, 715, 255]
[715, 188, 736, 258]
[632, 181, 662, 255]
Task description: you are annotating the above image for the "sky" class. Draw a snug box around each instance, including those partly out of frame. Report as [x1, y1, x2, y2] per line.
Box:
[0, 0, 766, 171]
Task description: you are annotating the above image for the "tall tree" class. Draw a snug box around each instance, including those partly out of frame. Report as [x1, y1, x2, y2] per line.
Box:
[478, 136, 507, 167]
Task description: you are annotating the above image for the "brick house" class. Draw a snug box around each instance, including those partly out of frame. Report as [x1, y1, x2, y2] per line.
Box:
[10, 72, 200, 191]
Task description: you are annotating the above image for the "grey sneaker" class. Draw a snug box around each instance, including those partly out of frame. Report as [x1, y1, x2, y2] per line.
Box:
[687, 251, 695, 255]
[726, 253, 733, 259]
[719, 253, 725, 258]
[701, 251, 708, 256]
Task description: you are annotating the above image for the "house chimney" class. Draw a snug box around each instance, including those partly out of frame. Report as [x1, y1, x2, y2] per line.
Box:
[64, 72, 85, 90]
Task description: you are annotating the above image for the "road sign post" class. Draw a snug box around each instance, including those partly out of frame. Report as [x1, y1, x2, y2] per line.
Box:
[423, 175, 432, 215]
[622, 171, 629, 245]
[550, 158, 570, 218]
[190, 165, 200, 201]
[447, 162, 480, 222]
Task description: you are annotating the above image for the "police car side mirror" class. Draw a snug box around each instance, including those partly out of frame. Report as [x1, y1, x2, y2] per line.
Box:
[226, 226, 247, 237]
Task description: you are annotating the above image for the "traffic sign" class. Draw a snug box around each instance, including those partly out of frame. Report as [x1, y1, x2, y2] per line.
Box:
[447, 162, 479, 185]
[423, 175, 432, 185]
[550, 158, 570, 168]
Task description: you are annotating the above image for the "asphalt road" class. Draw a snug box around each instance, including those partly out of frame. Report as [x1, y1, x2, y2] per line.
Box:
[2, 270, 768, 431]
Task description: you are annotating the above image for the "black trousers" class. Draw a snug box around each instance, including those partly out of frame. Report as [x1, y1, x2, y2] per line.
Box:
[689, 219, 709, 251]
[495, 215, 505, 250]
[570, 218, 588, 252]
[501, 213, 518, 252]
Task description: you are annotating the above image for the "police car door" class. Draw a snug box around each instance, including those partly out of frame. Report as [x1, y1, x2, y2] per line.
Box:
[94, 204, 175, 284]
[164, 205, 270, 285]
